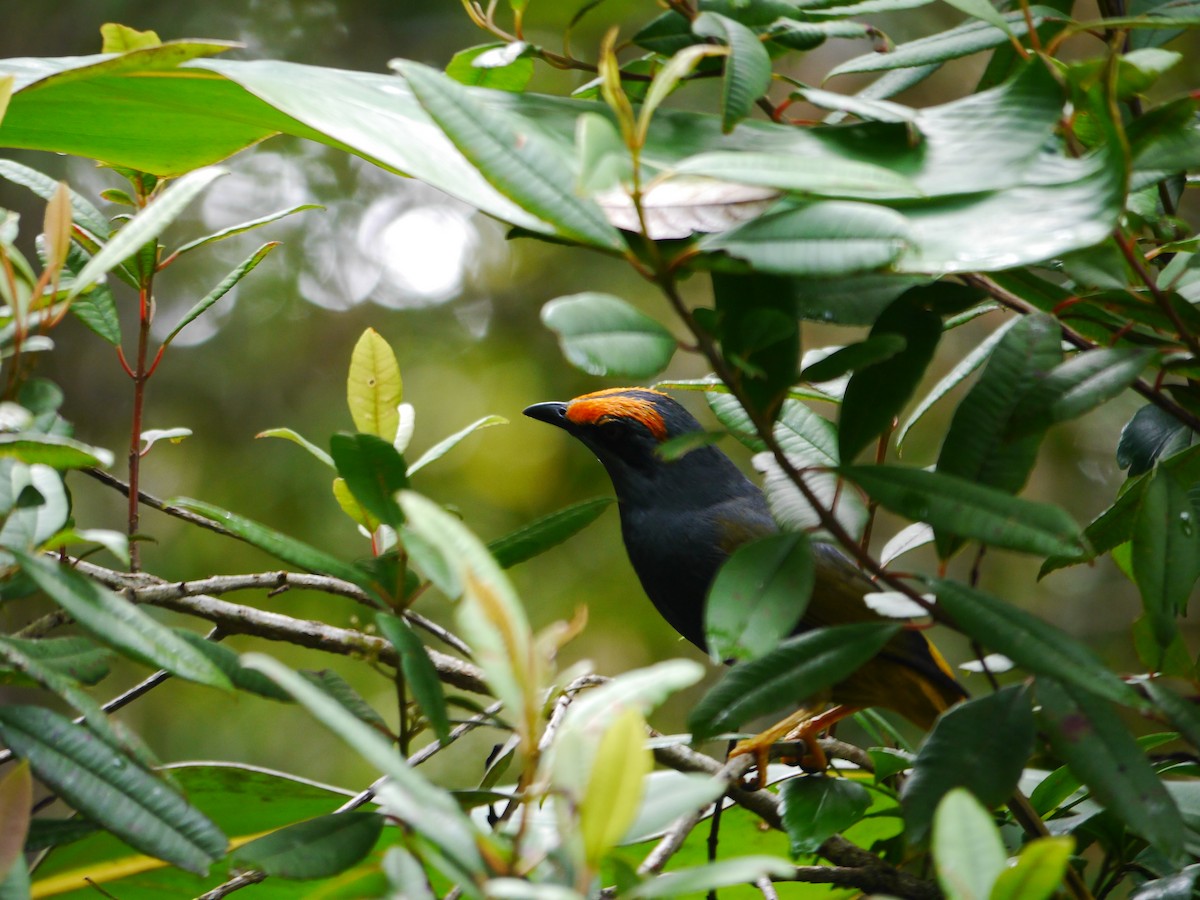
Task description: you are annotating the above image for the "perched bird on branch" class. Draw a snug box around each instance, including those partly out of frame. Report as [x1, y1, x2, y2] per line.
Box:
[525, 387, 964, 769]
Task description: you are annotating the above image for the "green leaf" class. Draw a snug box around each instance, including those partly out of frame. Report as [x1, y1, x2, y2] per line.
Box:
[0, 159, 110, 239]
[1119, 403, 1193, 476]
[346, 328, 403, 443]
[0, 761, 30, 884]
[329, 433, 408, 527]
[901, 685, 1035, 843]
[779, 775, 871, 856]
[932, 788, 1005, 900]
[932, 578, 1145, 710]
[677, 151, 922, 199]
[629, 857, 796, 899]
[1145, 680, 1200, 752]
[11, 551, 231, 689]
[240, 653, 483, 874]
[377, 613, 451, 744]
[842, 465, 1087, 559]
[0, 705, 226, 874]
[541, 292, 676, 378]
[171, 631, 291, 701]
[990, 836, 1074, 900]
[827, 8, 1047, 76]
[701, 201, 911, 276]
[705, 532, 814, 663]
[1131, 468, 1200, 648]
[1037, 676, 1185, 864]
[580, 707, 652, 865]
[0, 635, 112, 687]
[0, 433, 113, 469]
[692, 13, 773, 132]
[445, 44, 533, 92]
[170, 203, 320, 256]
[231, 812, 383, 880]
[171, 498, 375, 591]
[397, 61, 623, 251]
[1126, 864, 1200, 900]
[636, 44, 730, 146]
[1008, 347, 1156, 439]
[161, 242, 279, 346]
[839, 289, 942, 461]
[688, 622, 901, 739]
[100, 23, 163, 52]
[255, 427, 335, 469]
[302, 669, 389, 732]
[800, 334, 908, 384]
[67, 166, 227, 301]
[575, 111, 632, 195]
[487, 497, 614, 569]
[407, 415, 507, 476]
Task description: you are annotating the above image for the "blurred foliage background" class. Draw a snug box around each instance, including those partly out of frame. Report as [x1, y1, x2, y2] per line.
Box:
[1, 0, 1192, 789]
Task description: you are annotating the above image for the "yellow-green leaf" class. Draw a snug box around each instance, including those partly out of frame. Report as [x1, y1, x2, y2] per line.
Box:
[346, 328, 402, 441]
[99, 23, 162, 53]
[580, 707, 651, 866]
[332, 477, 378, 532]
[0, 75, 12, 127]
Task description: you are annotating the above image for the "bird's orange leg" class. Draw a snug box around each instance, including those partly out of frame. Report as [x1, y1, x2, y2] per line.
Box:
[729, 705, 862, 788]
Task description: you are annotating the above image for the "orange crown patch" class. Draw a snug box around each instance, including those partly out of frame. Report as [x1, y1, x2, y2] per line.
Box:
[565, 388, 669, 441]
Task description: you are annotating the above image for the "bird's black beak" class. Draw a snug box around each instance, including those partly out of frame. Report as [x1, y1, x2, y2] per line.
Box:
[523, 401, 570, 430]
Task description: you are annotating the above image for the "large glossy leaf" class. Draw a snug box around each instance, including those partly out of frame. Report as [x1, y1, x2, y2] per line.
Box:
[231, 812, 383, 880]
[676, 151, 921, 199]
[329, 433, 408, 527]
[0, 433, 113, 469]
[1037, 677, 1185, 864]
[0, 705, 226, 874]
[487, 497, 614, 569]
[12, 551, 231, 689]
[1131, 467, 1200, 647]
[780, 776, 871, 856]
[541, 293, 676, 378]
[688, 622, 900, 739]
[705, 532, 814, 663]
[842, 465, 1087, 559]
[901, 685, 1035, 843]
[932, 578, 1145, 710]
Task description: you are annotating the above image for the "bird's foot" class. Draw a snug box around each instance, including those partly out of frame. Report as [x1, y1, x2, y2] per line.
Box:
[727, 705, 859, 789]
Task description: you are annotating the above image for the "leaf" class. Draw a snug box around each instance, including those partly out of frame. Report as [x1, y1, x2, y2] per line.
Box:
[701, 201, 911, 276]
[1119, 403, 1193, 476]
[1037, 676, 1185, 864]
[1129, 864, 1200, 900]
[302, 669, 389, 732]
[991, 836, 1074, 900]
[67, 167, 227, 301]
[800, 334, 908, 384]
[932, 578, 1145, 710]
[628, 857, 796, 899]
[839, 288, 942, 461]
[100, 23, 162, 52]
[780, 776, 871, 856]
[329, 432, 408, 527]
[397, 61, 623, 250]
[376, 613, 451, 744]
[0, 635, 113, 686]
[842, 465, 1087, 559]
[0, 433, 114, 469]
[1131, 468, 1200, 650]
[407, 415, 507, 476]
[692, 13, 773, 132]
[580, 707, 652, 865]
[636, 44, 729, 147]
[11, 550, 231, 689]
[1008, 347, 1156, 439]
[240, 653, 483, 874]
[170, 204, 320, 256]
[0, 76, 12, 130]
[445, 44, 533, 92]
[487, 497, 614, 569]
[932, 788, 1005, 900]
[139, 427, 192, 453]
[676, 151, 922, 200]
[1145, 680, 1200, 752]
[705, 532, 814, 663]
[231, 812, 383, 880]
[0, 761, 31, 883]
[161, 242, 279, 346]
[346, 328, 403, 442]
[541, 293, 676, 378]
[0, 160, 110, 239]
[898, 316, 1017, 451]
[255, 427, 335, 469]
[688, 622, 901, 739]
[171, 498, 375, 591]
[0, 705, 226, 874]
[880, 522, 934, 565]
[901, 685, 1035, 843]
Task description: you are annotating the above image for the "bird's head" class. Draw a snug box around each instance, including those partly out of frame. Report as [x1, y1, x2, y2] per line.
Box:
[524, 388, 745, 505]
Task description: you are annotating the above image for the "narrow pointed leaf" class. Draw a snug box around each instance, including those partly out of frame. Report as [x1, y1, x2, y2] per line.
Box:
[67, 167, 227, 300]
[676, 152, 921, 199]
[0, 705, 226, 874]
[170, 203, 320, 256]
[171, 498, 375, 591]
[487, 497, 614, 568]
[161, 242, 279, 346]
[407, 415, 507, 476]
[346, 328, 403, 442]
[11, 551, 231, 689]
[0, 433, 113, 469]
[629, 857, 796, 899]
[231, 812, 383, 880]
[255, 427, 335, 469]
[692, 13, 772, 132]
[933, 578, 1145, 709]
[688, 622, 901, 739]
[706, 532, 814, 663]
[377, 612, 451, 744]
[0, 159, 110, 238]
[842, 465, 1086, 558]
[1038, 677, 1185, 864]
[542, 293, 676, 378]
[801, 335, 907, 384]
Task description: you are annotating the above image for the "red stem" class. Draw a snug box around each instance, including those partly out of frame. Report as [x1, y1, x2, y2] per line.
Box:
[127, 285, 152, 572]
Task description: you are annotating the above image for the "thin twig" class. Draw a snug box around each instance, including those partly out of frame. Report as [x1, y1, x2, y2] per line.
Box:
[80, 467, 238, 540]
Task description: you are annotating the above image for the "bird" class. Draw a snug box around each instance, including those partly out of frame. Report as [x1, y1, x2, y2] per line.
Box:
[524, 386, 965, 772]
